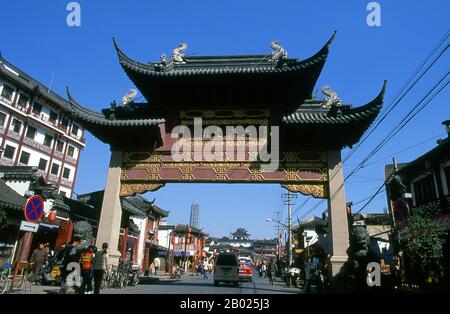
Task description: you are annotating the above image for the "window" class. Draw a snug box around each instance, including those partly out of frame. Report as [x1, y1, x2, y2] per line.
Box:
[17, 94, 29, 107]
[19, 151, 30, 165]
[32, 102, 42, 115]
[49, 111, 58, 124]
[38, 158, 48, 171]
[413, 175, 437, 205]
[51, 163, 60, 176]
[62, 167, 71, 179]
[11, 119, 22, 133]
[0, 112, 6, 127]
[3, 145, 15, 159]
[59, 191, 67, 197]
[1, 84, 14, 101]
[43, 134, 53, 147]
[56, 140, 64, 152]
[25, 126, 37, 139]
[67, 145, 75, 157]
[61, 118, 69, 131]
[71, 124, 79, 136]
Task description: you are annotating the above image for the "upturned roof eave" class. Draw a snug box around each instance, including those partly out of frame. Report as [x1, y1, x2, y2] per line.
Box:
[113, 32, 336, 78]
[282, 80, 386, 125]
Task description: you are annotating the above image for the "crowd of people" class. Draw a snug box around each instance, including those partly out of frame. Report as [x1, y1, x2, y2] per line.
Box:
[29, 241, 110, 294]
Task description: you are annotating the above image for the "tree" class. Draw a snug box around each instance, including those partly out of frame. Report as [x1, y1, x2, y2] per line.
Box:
[403, 208, 446, 271]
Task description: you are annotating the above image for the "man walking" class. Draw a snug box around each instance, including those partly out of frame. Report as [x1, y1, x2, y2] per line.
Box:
[93, 243, 109, 294]
[30, 243, 47, 284]
[200, 259, 208, 280]
[154, 257, 160, 275]
[79, 245, 94, 294]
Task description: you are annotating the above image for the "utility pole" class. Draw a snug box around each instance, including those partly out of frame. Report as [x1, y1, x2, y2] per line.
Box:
[282, 191, 297, 267]
[274, 209, 282, 261]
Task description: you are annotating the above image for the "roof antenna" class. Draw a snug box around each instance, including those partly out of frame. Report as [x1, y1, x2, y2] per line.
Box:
[47, 72, 55, 93]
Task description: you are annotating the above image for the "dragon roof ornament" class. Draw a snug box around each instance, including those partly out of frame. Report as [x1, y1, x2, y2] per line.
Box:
[270, 40, 288, 61]
[322, 85, 342, 107]
[120, 88, 137, 107]
[171, 43, 188, 63]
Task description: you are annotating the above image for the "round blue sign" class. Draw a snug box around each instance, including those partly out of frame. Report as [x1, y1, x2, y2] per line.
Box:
[24, 196, 44, 223]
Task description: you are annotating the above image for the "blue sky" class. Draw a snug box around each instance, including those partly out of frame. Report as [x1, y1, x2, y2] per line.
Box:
[1, 1, 449, 239]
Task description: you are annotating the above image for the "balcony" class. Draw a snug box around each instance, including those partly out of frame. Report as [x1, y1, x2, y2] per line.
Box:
[65, 156, 77, 165]
[23, 137, 52, 154]
[0, 126, 4, 135]
[8, 131, 21, 141]
[54, 151, 64, 159]
[60, 177, 73, 187]
[48, 174, 59, 183]
[0, 159, 14, 166]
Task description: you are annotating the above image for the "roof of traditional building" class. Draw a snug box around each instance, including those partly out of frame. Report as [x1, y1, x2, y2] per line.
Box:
[174, 224, 207, 236]
[125, 194, 170, 217]
[114, 33, 335, 78]
[396, 133, 450, 180]
[282, 83, 385, 125]
[0, 179, 26, 211]
[23, 32, 384, 151]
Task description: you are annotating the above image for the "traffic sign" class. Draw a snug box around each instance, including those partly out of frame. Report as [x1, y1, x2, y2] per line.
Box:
[24, 195, 44, 223]
[20, 220, 40, 233]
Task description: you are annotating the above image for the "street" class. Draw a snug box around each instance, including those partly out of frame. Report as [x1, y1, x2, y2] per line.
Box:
[102, 274, 301, 294]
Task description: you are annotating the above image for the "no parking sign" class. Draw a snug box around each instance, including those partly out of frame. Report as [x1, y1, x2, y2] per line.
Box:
[24, 195, 44, 223]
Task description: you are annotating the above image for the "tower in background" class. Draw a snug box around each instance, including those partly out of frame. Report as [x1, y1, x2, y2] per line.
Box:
[190, 200, 200, 229]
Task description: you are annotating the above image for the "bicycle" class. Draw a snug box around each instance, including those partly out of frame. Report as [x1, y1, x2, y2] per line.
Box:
[0, 262, 32, 294]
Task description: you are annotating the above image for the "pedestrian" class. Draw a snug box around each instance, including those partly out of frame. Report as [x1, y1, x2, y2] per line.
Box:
[30, 243, 47, 284]
[267, 260, 276, 285]
[93, 243, 109, 294]
[261, 262, 266, 278]
[154, 257, 161, 275]
[79, 245, 95, 294]
[200, 259, 208, 280]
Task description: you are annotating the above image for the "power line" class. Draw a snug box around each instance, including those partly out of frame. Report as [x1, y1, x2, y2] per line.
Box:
[297, 72, 449, 221]
[290, 33, 448, 219]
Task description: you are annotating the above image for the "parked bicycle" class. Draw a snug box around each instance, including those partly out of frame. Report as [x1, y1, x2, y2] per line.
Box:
[0, 262, 32, 294]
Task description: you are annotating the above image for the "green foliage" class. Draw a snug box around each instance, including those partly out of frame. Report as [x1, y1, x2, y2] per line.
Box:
[404, 208, 446, 271]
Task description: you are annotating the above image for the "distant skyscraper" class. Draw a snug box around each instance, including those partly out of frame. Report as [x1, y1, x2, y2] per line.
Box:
[190, 200, 200, 229]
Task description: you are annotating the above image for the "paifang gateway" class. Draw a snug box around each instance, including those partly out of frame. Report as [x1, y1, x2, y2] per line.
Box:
[61, 32, 387, 276]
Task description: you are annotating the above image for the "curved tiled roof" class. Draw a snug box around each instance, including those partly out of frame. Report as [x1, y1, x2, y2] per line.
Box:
[0, 180, 26, 211]
[282, 81, 386, 125]
[113, 32, 336, 77]
[66, 88, 165, 127]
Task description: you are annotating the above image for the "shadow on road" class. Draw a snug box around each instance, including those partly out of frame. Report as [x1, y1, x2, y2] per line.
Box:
[147, 278, 300, 294]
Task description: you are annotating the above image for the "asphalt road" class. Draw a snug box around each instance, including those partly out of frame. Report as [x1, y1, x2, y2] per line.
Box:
[102, 274, 302, 294]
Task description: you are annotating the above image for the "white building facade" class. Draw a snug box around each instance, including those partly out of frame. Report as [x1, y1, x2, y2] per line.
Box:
[0, 55, 85, 197]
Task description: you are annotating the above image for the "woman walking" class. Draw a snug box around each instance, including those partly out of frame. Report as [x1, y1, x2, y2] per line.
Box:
[93, 243, 109, 294]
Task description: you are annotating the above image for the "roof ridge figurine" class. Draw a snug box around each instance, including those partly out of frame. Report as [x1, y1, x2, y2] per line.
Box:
[171, 43, 188, 63]
[270, 40, 288, 61]
[322, 85, 342, 107]
[120, 88, 137, 107]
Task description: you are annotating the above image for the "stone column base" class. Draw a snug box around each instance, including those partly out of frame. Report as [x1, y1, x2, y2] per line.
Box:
[108, 249, 122, 267]
[330, 255, 348, 277]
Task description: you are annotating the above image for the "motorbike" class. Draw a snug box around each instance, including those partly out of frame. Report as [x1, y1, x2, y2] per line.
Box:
[284, 267, 303, 288]
[40, 257, 62, 286]
[171, 265, 183, 279]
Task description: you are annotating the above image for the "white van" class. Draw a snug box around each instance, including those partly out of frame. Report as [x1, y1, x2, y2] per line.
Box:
[213, 252, 240, 287]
